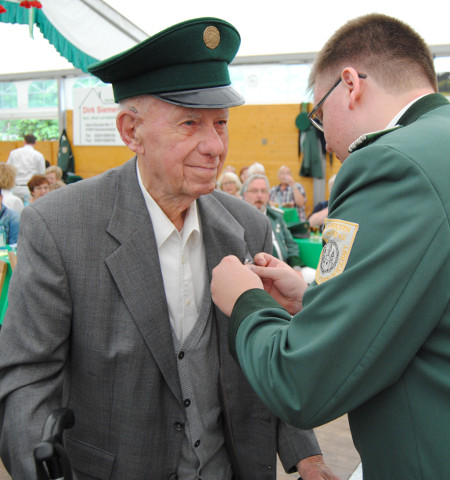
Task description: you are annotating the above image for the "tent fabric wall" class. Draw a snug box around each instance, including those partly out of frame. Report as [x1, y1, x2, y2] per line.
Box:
[0, 0, 148, 72]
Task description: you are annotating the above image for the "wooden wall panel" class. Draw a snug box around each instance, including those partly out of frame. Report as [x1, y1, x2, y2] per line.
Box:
[227, 104, 340, 217]
[0, 140, 58, 165]
[0, 106, 340, 212]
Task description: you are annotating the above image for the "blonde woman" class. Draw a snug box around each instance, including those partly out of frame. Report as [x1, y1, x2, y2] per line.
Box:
[217, 171, 242, 198]
[0, 163, 24, 213]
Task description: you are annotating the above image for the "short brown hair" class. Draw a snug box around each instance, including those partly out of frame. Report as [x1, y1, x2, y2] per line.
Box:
[0, 163, 17, 190]
[24, 134, 37, 144]
[308, 14, 437, 92]
[27, 174, 49, 193]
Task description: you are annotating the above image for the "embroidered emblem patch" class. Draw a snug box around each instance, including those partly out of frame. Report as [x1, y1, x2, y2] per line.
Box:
[315, 219, 359, 284]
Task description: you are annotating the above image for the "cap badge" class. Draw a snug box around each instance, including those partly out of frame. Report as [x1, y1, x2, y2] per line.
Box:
[203, 26, 220, 49]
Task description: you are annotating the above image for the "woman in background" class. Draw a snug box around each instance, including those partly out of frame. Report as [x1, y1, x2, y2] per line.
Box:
[0, 163, 24, 213]
[217, 171, 243, 198]
[27, 175, 50, 202]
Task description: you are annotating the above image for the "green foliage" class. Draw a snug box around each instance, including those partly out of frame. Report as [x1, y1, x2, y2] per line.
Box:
[437, 72, 450, 95]
[0, 119, 59, 141]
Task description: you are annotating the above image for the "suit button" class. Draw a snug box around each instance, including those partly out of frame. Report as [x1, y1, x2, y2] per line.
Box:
[194, 440, 200, 447]
[178, 351, 185, 360]
[183, 398, 191, 407]
[174, 422, 184, 431]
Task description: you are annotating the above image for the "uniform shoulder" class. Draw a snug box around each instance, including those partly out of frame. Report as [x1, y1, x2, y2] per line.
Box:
[210, 190, 267, 222]
[267, 205, 284, 219]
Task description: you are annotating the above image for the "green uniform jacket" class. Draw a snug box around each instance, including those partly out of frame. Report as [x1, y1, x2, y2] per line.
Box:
[266, 206, 302, 267]
[228, 94, 450, 480]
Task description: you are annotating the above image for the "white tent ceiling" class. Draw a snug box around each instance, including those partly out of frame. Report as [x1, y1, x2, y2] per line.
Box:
[0, 0, 148, 74]
[1, 0, 450, 77]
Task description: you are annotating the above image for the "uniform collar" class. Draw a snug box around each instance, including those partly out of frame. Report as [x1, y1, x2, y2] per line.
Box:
[348, 93, 449, 154]
[396, 92, 449, 126]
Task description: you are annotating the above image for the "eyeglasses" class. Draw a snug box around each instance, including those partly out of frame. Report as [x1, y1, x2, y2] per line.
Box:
[308, 73, 367, 132]
[246, 188, 269, 194]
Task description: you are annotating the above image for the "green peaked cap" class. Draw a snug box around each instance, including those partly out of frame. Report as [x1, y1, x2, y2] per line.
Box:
[88, 17, 245, 108]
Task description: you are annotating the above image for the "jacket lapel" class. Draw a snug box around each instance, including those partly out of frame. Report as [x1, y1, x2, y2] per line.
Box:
[104, 159, 182, 404]
[198, 194, 250, 478]
[198, 194, 252, 272]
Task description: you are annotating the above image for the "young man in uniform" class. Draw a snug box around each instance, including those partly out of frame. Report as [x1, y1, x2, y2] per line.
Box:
[211, 13, 450, 480]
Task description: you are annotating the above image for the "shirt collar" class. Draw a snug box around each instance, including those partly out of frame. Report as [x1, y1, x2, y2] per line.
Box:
[136, 163, 200, 248]
[386, 94, 431, 128]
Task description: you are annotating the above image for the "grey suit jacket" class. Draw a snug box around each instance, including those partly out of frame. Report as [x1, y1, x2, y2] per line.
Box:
[0, 158, 320, 479]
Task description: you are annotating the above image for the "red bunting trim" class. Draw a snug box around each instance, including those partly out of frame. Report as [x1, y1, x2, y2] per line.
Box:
[19, 1, 42, 8]
[0, 1, 42, 13]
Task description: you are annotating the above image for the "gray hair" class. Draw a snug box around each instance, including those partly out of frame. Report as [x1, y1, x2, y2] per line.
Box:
[247, 162, 265, 176]
[242, 173, 270, 193]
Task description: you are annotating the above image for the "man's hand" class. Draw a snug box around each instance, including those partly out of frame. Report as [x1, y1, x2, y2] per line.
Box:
[211, 255, 263, 316]
[297, 455, 341, 480]
[251, 253, 308, 315]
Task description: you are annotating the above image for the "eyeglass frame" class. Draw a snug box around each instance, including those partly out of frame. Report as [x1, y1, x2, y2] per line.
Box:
[308, 73, 367, 132]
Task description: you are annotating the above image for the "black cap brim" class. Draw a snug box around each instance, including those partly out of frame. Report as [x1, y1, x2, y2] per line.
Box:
[152, 85, 245, 109]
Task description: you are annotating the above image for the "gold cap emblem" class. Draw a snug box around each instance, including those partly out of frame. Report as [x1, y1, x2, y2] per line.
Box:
[203, 26, 220, 49]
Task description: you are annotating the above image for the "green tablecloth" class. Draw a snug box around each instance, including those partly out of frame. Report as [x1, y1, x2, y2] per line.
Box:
[0, 248, 13, 326]
[282, 207, 299, 223]
[294, 236, 323, 268]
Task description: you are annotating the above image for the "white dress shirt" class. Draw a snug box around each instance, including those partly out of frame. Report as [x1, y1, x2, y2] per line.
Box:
[137, 166, 206, 344]
[1, 190, 24, 214]
[7, 144, 45, 185]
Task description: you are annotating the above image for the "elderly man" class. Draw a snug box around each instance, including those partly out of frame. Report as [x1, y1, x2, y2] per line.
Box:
[211, 13, 450, 480]
[243, 174, 316, 283]
[0, 18, 337, 480]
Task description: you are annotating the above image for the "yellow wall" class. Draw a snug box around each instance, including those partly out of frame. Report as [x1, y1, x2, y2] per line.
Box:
[227, 104, 340, 216]
[0, 106, 340, 214]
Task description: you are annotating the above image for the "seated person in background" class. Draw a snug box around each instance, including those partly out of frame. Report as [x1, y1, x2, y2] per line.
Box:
[45, 165, 66, 191]
[217, 171, 243, 198]
[221, 165, 237, 174]
[243, 174, 316, 283]
[308, 175, 336, 229]
[246, 161, 265, 176]
[27, 175, 50, 203]
[270, 165, 307, 221]
[239, 165, 249, 184]
[0, 164, 24, 214]
[0, 188, 20, 246]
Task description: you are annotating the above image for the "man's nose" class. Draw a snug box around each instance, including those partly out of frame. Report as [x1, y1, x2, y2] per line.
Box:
[198, 126, 226, 157]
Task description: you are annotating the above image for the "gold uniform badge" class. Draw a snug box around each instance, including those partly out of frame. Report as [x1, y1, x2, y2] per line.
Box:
[315, 219, 359, 284]
[203, 26, 220, 49]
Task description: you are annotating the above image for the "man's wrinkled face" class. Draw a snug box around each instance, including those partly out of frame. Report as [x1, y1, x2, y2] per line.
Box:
[135, 97, 229, 204]
[244, 178, 270, 212]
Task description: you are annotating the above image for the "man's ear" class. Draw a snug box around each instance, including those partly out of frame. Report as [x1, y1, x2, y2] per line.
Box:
[116, 110, 144, 154]
[341, 67, 363, 110]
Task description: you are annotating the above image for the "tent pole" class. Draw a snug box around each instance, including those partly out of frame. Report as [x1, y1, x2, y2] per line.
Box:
[57, 77, 67, 136]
